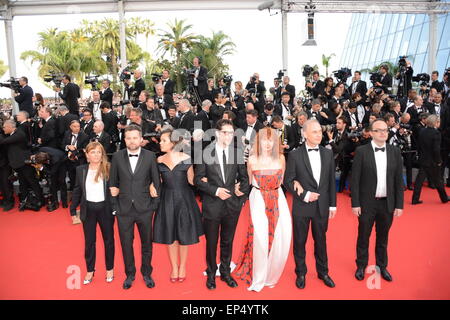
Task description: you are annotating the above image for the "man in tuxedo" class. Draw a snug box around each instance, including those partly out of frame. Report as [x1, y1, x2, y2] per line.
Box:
[100, 102, 119, 147]
[375, 65, 392, 94]
[80, 109, 94, 138]
[271, 78, 282, 105]
[259, 103, 275, 127]
[292, 111, 308, 149]
[164, 105, 180, 129]
[196, 99, 212, 132]
[37, 106, 59, 149]
[55, 74, 80, 115]
[0, 120, 42, 208]
[275, 92, 294, 126]
[160, 69, 175, 95]
[16, 111, 33, 146]
[284, 119, 337, 289]
[245, 73, 266, 105]
[61, 120, 89, 191]
[243, 109, 264, 148]
[100, 79, 113, 107]
[177, 99, 196, 133]
[210, 93, 231, 128]
[412, 115, 449, 204]
[351, 119, 404, 282]
[56, 105, 79, 142]
[431, 71, 444, 92]
[133, 70, 145, 100]
[350, 71, 367, 99]
[191, 57, 208, 101]
[0, 136, 13, 211]
[91, 120, 112, 154]
[307, 71, 325, 98]
[281, 76, 296, 105]
[194, 119, 250, 290]
[128, 107, 157, 152]
[142, 97, 163, 132]
[153, 84, 174, 111]
[14, 77, 34, 117]
[271, 115, 296, 157]
[87, 91, 103, 121]
[110, 125, 160, 290]
[428, 92, 446, 117]
[406, 95, 426, 125]
[308, 99, 334, 126]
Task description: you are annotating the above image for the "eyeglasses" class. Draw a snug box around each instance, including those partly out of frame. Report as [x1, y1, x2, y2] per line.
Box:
[371, 129, 388, 133]
[219, 130, 234, 136]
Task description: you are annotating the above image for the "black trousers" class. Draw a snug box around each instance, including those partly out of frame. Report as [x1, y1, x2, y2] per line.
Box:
[338, 157, 352, 192]
[16, 165, 42, 202]
[412, 165, 448, 202]
[82, 201, 115, 272]
[0, 165, 13, 204]
[292, 212, 329, 277]
[356, 199, 393, 269]
[117, 206, 153, 278]
[402, 152, 414, 187]
[203, 212, 240, 277]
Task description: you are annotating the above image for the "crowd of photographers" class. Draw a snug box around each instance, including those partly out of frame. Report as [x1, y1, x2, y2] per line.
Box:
[1, 56, 449, 213]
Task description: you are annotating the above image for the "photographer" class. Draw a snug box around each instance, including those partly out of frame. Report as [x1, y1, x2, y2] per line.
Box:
[307, 98, 334, 126]
[100, 79, 113, 107]
[153, 84, 174, 111]
[271, 78, 282, 104]
[397, 113, 415, 190]
[61, 120, 89, 190]
[142, 97, 164, 132]
[307, 71, 325, 98]
[100, 102, 119, 148]
[245, 72, 266, 104]
[0, 123, 14, 211]
[406, 96, 426, 125]
[281, 76, 296, 105]
[123, 77, 134, 102]
[177, 99, 196, 133]
[80, 109, 94, 138]
[133, 70, 145, 100]
[191, 57, 208, 102]
[375, 65, 392, 94]
[56, 105, 78, 141]
[14, 77, 34, 117]
[54, 74, 80, 115]
[195, 99, 212, 132]
[292, 111, 308, 149]
[271, 115, 296, 158]
[128, 107, 157, 152]
[37, 105, 59, 149]
[210, 92, 232, 128]
[396, 58, 413, 98]
[164, 105, 180, 128]
[259, 103, 275, 126]
[160, 69, 175, 96]
[274, 92, 294, 126]
[431, 71, 444, 93]
[16, 111, 33, 147]
[232, 81, 246, 111]
[350, 71, 368, 100]
[87, 91, 103, 121]
[0, 120, 42, 210]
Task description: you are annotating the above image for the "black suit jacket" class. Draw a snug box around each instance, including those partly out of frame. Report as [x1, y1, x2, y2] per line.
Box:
[178, 110, 196, 133]
[40, 117, 59, 148]
[110, 148, 160, 214]
[283, 84, 296, 104]
[17, 121, 33, 146]
[350, 80, 368, 98]
[81, 119, 94, 138]
[0, 130, 31, 169]
[417, 127, 442, 167]
[380, 74, 393, 94]
[61, 131, 90, 161]
[276, 124, 296, 152]
[162, 79, 175, 95]
[195, 66, 209, 96]
[102, 110, 119, 142]
[431, 80, 444, 92]
[92, 131, 112, 154]
[284, 144, 336, 218]
[312, 80, 326, 98]
[57, 113, 79, 139]
[70, 164, 113, 221]
[153, 94, 174, 110]
[14, 85, 34, 115]
[59, 82, 80, 114]
[194, 144, 249, 221]
[100, 87, 113, 106]
[196, 109, 212, 132]
[351, 143, 404, 213]
[134, 78, 145, 98]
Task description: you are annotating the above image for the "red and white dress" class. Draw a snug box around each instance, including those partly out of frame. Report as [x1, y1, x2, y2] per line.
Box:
[234, 169, 292, 292]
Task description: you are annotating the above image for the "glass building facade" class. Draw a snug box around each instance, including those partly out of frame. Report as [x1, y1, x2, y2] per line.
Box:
[340, 12, 450, 80]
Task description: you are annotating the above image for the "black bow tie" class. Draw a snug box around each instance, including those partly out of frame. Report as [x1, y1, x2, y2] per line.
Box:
[375, 147, 385, 152]
[129, 154, 138, 157]
[308, 148, 319, 152]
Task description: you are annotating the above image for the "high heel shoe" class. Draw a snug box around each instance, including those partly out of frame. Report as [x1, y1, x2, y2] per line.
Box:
[106, 270, 114, 283]
[83, 271, 95, 285]
[170, 277, 179, 283]
[178, 277, 186, 283]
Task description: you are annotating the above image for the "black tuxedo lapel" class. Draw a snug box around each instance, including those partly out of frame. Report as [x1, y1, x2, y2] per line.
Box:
[123, 150, 133, 176]
[213, 148, 225, 184]
[301, 145, 318, 189]
[134, 151, 145, 176]
[81, 166, 88, 199]
[386, 145, 394, 184]
[367, 145, 378, 187]
[318, 147, 327, 188]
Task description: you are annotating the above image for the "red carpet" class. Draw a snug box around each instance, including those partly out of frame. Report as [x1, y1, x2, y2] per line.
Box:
[1, 187, 449, 300]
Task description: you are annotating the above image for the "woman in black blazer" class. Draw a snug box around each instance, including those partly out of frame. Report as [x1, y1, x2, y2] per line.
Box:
[70, 142, 115, 285]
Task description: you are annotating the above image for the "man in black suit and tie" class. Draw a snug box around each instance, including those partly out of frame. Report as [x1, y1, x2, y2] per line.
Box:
[37, 106, 59, 149]
[306, 71, 325, 98]
[56, 105, 79, 142]
[210, 93, 231, 128]
[177, 99, 196, 133]
[245, 73, 266, 105]
[350, 71, 367, 99]
[281, 76, 296, 105]
[16, 111, 33, 146]
[308, 99, 334, 126]
[284, 119, 337, 289]
[55, 74, 80, 115]
[431, 71, 444, 92]
[259, 103, 275, 127]
[110, 124, 160, 290]
[133, 70, 145, 100]
[100, 79, 113, 107]
[160, 69, 175, 95]
[194, 119, 250, 290]
[196, 99, 212, 132]
[274, 92, 294, 126]
[153, 84, 174, 111]
[351, 119, 404, 282]
[80, 109, 94, 138]
[100, 102, 119, 145]
[242, 109, 264, 149]
[292, 111, 308, 149]
[271, 115, 296, 157]
[14, 77, 34, 117]
[375, 65, 393, 94]
[87, 91, 103, 121]
[406, 95, 426, 125]
[191, 57, 208, 102]
[0, 120, 42, 208]
[412, 114, 449, 204]
[91, 120, 112, 154]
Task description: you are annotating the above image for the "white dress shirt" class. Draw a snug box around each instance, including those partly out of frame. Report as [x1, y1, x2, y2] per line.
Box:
[245, 123, 255, 142]
[127, 148, 141, 173]
[86, 169, 105, 202]
[371, 141, 387, 198]
[303, 143, 336, 211]
[215, 143, 229, 183]
[92, 101, 102, 121]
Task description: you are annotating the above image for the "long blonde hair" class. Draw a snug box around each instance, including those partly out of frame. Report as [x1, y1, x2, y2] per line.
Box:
[250, 127, 283, 161]
[85, 142, 110, 182]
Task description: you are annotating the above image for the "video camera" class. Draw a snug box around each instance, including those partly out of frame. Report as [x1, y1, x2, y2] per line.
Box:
[223, 75, 233, 87]
[84, 75, 99, 90]
[44, 72, 64, 88]
[370, 72, 382, 85]
[120, 67, 134, 81]
[151, 73, 162, 82]
[302, 65, 314, 78]
[333, 68, 352, 83]
[412, 73, 430, 87]
[0, 77, 21, 93]
[275, 70, 285, 81]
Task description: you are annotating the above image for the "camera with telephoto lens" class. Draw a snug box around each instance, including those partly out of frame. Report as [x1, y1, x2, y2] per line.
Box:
[348, 128, 363, 140]
[275, 70, 285, 81]
[0, 77, 21, 93]
[43, 72, 64, 88]
[321, 124, 336, 133]
[370, 72, 382, 86]
[120, 67, 134, 81]
[412, 73, 430, 87]
[223, 75, 233, 87]
[84, 75, 99, 89]
[152, 73, 162, 82]
[302, 65, 314, 78]
[333, 68, 352, 83]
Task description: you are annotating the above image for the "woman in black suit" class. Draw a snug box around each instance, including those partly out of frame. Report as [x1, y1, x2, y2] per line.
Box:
[70, 141, 115, 285]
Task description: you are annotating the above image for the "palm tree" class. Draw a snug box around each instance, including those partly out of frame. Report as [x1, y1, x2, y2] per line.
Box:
[187, 31, 236, 81]
[322, 53, 336, 77]
[21, 28, 107, 88]
[157, 19, 198, 92]
[0, 60, 8, 77]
